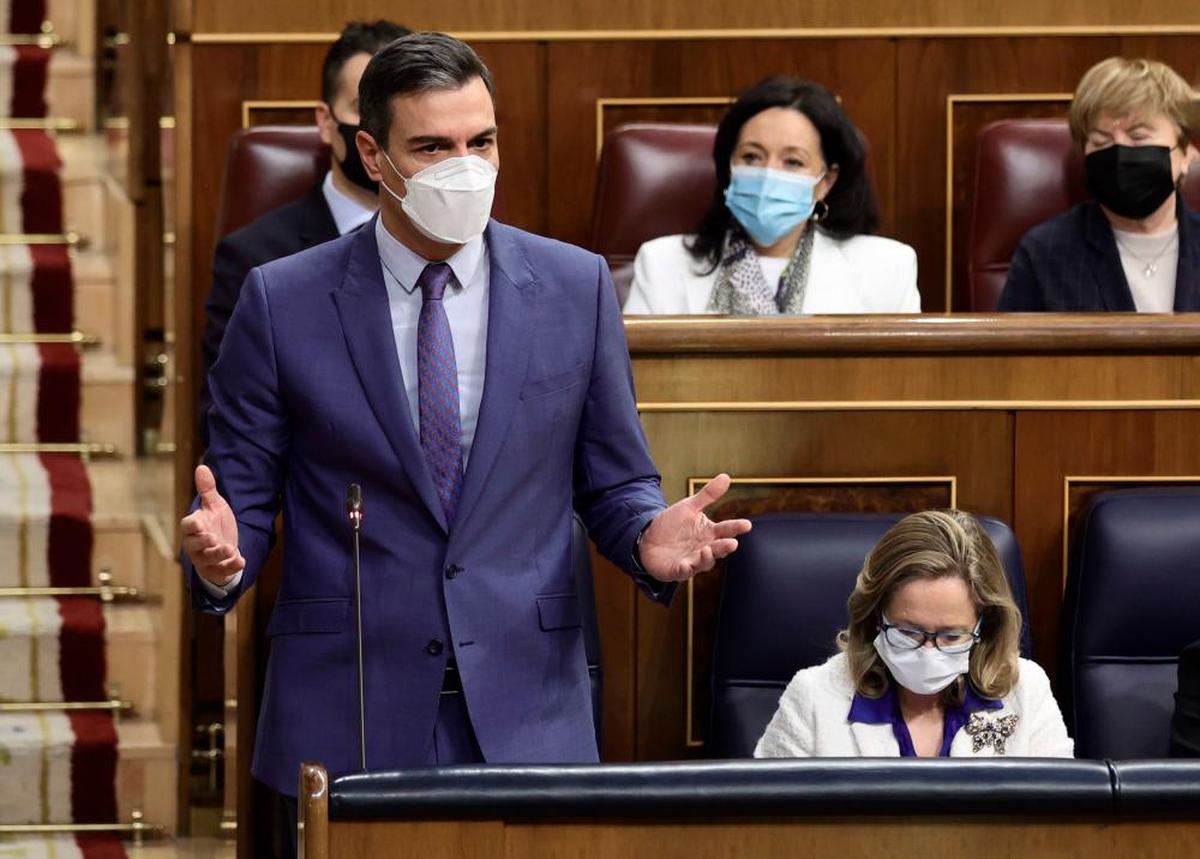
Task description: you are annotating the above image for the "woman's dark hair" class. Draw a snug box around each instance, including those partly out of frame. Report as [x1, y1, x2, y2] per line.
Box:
[359, 32, 495, 150]
[687, 76, 880, 272]
[321, 20, 411, 107]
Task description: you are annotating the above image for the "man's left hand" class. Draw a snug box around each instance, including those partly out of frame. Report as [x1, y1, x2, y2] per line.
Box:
[638, 473, 752, 582]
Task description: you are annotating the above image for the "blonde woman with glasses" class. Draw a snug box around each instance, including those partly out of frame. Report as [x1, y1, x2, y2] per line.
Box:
[755, 510, 1073, 758]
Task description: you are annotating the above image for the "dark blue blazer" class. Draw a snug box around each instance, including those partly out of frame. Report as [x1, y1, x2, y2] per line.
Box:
[998, 199, 1200, 312]
[188, 217, 671, 795]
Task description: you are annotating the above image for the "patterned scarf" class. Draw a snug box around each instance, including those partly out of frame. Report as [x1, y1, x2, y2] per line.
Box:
[706, 227, 816, 315]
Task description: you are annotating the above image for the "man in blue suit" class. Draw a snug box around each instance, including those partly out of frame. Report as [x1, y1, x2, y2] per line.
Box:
[182, 32, 751, 801]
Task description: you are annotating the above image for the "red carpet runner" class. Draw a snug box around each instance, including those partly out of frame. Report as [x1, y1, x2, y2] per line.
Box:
[0, 6, 122, 847]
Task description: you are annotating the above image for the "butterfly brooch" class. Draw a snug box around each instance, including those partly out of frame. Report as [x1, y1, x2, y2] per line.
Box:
[965, 712, 1020, 754]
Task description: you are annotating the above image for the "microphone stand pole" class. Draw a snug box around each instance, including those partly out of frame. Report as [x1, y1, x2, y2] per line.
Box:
[346, 484, 366, 771]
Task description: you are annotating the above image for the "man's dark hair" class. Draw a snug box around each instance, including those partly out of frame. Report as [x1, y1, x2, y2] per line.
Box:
[321, 20, 411, 107]
[688, 76, 881, 272]
[358, 32, 495, 149]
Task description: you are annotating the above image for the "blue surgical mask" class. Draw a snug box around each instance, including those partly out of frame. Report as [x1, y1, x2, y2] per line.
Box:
[724, 166, 824, 247]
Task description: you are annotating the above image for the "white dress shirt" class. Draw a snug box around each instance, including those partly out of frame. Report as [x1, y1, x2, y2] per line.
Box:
[321, 171, 376, 236]
[374, 217, 490, 464]
[201, 217, 490, 599]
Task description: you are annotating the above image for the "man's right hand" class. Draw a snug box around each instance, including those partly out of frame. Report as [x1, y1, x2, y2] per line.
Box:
[181, 464, 245, 587]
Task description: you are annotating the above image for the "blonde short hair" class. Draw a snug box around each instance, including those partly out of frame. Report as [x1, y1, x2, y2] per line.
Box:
[1068, 57, 1199, 149]
[837, 510, 1023, 704]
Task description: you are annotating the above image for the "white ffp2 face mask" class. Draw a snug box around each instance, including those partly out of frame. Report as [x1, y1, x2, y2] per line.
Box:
[379, 151, 498, 245]
[873, 619, 974, 696]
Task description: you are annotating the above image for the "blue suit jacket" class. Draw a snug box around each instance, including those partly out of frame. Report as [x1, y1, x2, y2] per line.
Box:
[189, 218, 670, 794]
[998, 199, 1200, 311]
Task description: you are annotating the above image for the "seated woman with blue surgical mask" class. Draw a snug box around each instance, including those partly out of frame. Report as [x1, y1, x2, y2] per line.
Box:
[624, 76, 920, 315]
[755, 510, 1073, 758]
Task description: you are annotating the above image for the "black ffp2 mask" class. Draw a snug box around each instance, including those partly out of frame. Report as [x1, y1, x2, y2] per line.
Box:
[1084, 144, 1177, 220]
[333, 118, 379, 194]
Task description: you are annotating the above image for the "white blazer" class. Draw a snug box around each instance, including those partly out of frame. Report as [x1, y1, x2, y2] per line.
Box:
[623, 231, 921, 314]
[754, 653, 1075, 758]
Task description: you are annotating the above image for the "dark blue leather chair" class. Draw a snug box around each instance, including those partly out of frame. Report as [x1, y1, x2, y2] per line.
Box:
[571, 513, 603, 750]
[710, 512, 1033, 759]
[1062, 487, 1200, 759]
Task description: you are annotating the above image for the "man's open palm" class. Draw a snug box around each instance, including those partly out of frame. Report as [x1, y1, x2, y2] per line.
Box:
[180, 465, 245, 586]
[638, 474, 752, 582]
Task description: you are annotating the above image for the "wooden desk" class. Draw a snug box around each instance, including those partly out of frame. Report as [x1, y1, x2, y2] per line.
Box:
[297, 760, 1200, 858]
[598, 314, 1200, 761]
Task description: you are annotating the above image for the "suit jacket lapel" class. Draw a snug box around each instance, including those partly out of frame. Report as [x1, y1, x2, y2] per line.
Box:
[331, 218, 448, 533]
[805, 231, 858, 311]
[848, 720, 899, 756]
[453, 222, 535, 529]
[1085, 204, 1137, 311]
[300, 181, 341, 246]
[1173, 201, 1200, 311]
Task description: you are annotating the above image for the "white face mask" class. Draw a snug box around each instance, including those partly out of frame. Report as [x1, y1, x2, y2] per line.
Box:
[873, 616, 977, 696]
[379, 151, 498, 245]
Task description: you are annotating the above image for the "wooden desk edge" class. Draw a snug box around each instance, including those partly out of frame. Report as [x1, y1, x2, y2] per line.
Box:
[624, 314, 1200, 354]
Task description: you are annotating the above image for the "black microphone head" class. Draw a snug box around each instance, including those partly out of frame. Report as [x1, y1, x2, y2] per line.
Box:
[346, 483, 364, 517]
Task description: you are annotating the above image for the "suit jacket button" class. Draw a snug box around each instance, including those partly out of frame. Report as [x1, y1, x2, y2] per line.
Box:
[445, 564, 461, 580]
[426, 639, 444, 656]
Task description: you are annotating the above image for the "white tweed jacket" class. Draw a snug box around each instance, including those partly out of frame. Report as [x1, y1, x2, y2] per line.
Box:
[754, 652, 1075, 758]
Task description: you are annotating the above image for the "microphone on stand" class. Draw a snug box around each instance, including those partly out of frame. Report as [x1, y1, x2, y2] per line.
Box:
[346, 483, 367, 771]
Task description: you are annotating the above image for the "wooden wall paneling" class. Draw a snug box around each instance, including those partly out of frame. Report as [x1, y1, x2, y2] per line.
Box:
[591, 550, 637, 761]
[189, 1, 1200, 36]
[545, 38, 897, 250]
[632, 407, 1013, 759]
[894, 37, 1121, 311]
[1012, 410, 1200, 674]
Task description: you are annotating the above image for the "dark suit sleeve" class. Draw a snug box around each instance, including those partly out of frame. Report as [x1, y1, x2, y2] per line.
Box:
[573, 256, 674, 604]
[200, 236, 258, 446]
[997, 240, 1045, 311]
[185, 266, 289, 614]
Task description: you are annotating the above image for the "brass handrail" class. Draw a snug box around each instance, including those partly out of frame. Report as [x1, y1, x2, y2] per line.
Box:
[0, 442, 118, 456]
[0, 698, 132, 714]
[0, 584, 141, 600]
[0, 33, 64, 48]
[0, 566, 142, 601]
[0, 332, 99, 347]
[0, 232, 87, 248]
[0, 811, 161, 846]
[0, 118, 81, 132]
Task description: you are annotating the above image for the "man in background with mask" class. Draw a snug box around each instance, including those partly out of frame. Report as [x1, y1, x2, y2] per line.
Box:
[199, 19, 409, 444]
[181, 31, 752, 814]
[999, 57, 1199, 311]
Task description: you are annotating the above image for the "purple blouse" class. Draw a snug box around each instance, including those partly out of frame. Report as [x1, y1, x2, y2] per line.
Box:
[847, 681, 1003, 757]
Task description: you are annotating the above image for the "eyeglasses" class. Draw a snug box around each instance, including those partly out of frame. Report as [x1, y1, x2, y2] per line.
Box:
[880, 619, 981, 654]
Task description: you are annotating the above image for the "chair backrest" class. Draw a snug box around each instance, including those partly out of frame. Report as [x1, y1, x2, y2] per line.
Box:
[571, 513, 603, 749]
[1062, 487, 1200, 759]
[589, 123, 717, 306]
[968, 119, 1200, 311]
[215, 125, 329, 237]
[710, 512, 1032, 759]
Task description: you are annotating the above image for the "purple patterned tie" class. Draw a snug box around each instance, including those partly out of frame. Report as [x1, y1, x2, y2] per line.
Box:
[416, 263, 464, 524]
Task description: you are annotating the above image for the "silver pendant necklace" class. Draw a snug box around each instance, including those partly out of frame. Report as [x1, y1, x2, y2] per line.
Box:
[1116, 230, 1178, 278]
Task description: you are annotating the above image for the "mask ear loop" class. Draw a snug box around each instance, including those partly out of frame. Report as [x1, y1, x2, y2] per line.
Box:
[375, 149, 409, 204]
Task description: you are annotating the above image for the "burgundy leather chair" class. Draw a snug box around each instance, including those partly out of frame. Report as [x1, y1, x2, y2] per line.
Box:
[215, 125, 330, 237]
[589, 123, 717, 306]
[968, 119, 1200, 312]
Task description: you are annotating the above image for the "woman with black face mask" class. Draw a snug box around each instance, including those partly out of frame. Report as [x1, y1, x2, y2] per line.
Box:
[999, 57, 1200, 312]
